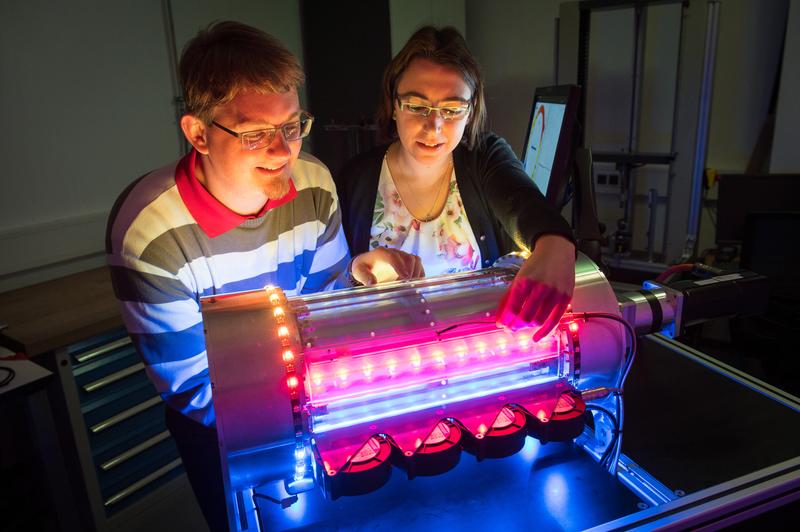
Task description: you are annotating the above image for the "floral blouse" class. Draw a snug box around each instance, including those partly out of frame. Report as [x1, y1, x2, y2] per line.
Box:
[370, 157, 482, 276]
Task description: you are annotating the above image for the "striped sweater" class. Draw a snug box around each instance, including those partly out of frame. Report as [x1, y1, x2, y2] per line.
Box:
[106, 150, 350, 426]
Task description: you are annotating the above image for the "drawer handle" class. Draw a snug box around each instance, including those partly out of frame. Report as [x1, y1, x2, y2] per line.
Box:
[75, 337, 132, 364]
[100, 430, 171, 471]
[90, 396, 162, 433]
[83, 363, 144, 392]
[104, 457, 182, 506]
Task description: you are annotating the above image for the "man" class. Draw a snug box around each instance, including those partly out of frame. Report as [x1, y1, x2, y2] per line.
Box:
[106, 21, 419, 531]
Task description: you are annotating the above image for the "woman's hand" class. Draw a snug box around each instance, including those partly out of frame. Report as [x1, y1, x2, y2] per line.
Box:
[351, 248, 425, 286]
[496, 235, 576, 341]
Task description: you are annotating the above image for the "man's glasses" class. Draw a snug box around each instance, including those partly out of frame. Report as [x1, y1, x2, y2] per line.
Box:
[212, 112, 314, 151]
[396, 98, 470, 121]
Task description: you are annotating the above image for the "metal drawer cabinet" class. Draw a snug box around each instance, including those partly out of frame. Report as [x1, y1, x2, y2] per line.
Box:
[49, 328, 203, 532]
[68, 331, 182, 511]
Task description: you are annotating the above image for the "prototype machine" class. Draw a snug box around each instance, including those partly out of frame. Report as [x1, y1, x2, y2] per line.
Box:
[201, 253, 773, 531]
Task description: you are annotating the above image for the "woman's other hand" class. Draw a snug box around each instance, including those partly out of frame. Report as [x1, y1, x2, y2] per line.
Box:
[351, 248, 425, 286]
[496, 235, 576, 341]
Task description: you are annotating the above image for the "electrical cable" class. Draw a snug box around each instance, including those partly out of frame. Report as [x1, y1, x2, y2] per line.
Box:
[568, 312, 637, 474]
[608, 391, 624, 473]
[654, 263, 694, 283]
[585, 404, 620, 468]
[0, 365, 15, 387]
[252, 491, 298, 509]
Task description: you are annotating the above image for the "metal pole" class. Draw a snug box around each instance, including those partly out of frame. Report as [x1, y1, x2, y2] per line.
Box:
[682, 0, 720, 260]
[662, 1, 688, 258]
[628, 5, 646, 157]
[647, 188, 657, 261]
[162, 0, 188, 156]
[624, 5, 648, 237]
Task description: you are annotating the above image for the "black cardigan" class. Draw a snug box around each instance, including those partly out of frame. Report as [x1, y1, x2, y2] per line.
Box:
[334, 132, 574, 267]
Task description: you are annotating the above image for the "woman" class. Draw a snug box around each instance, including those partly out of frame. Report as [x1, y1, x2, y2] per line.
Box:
[336, 26, 575, 341]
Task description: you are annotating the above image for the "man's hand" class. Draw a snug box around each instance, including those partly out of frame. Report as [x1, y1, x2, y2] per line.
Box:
[496, 235, 576, 341]
[351, 248, 425, 286]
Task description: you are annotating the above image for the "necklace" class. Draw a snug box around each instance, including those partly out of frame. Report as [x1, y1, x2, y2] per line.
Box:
[388, 147, 453, 222]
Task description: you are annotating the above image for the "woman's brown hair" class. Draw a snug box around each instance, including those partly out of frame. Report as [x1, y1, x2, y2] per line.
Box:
[377, 26, 487, 149]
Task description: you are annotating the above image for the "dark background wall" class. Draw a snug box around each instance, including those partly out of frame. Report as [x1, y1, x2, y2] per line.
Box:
[301, 0, 391, 176]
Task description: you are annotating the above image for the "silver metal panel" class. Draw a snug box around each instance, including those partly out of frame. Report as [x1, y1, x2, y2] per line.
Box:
[570, 254, 627, 390]
[202, 290, 297, 454]
[587, 457, 800, 531]
[616, 454, 679, 507]
[202, 289, 298, 500]
[296, 269, 513, 353]
[618, 285, 680, 335]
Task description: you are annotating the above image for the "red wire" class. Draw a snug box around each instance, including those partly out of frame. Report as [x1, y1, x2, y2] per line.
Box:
[654, 263, 694, 283]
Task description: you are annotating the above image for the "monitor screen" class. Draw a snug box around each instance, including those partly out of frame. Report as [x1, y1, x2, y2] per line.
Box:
[523, 100, 566, 195]
[521, 85, 580, 206]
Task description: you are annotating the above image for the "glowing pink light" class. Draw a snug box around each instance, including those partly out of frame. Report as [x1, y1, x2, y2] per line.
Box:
[476, 341, 488, 358]
[517, 334, 531, 349]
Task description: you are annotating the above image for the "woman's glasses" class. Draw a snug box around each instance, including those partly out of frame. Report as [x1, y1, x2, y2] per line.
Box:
[396, 99, 470, 121]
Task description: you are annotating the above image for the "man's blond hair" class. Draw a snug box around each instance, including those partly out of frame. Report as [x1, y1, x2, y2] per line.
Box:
[180, 21, 304, 124]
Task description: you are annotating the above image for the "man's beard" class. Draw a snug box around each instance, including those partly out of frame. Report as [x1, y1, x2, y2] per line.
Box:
[263, 174, 291, 200]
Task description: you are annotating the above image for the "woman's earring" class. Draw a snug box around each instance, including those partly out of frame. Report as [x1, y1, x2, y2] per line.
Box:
[392, 112, 397, 120]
